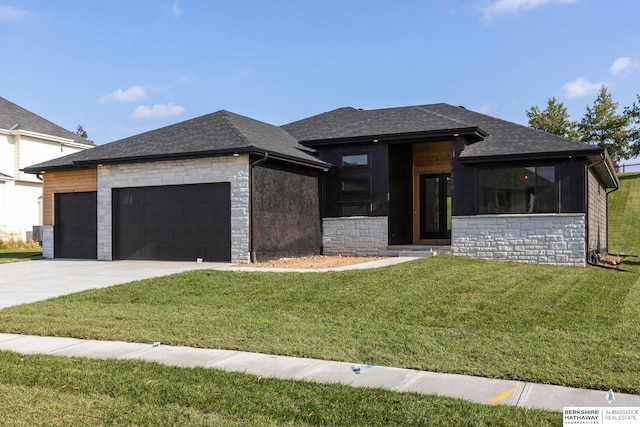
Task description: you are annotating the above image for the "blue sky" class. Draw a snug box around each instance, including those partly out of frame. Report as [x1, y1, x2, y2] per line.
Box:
[2, 0, 639, 151]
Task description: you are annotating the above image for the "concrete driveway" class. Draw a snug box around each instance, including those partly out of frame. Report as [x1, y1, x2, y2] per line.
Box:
[0, 259, 229, 309]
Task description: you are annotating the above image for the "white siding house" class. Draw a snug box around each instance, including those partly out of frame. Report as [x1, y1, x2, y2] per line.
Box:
[0, 97, 93, 242]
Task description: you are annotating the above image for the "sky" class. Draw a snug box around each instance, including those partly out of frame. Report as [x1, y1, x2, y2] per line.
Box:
[1, 0, 639, 158]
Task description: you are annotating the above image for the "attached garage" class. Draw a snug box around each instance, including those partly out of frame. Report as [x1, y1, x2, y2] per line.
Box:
[112, 183, 231, 261]
[54, 191, 97, 259]
[25, 109, 330, 263]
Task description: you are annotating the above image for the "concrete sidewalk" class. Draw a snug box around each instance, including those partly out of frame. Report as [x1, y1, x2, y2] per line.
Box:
[0, 333, 638, 412]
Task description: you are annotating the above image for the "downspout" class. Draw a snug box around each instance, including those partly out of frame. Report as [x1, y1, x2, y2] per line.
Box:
[249, 153, 268, 263]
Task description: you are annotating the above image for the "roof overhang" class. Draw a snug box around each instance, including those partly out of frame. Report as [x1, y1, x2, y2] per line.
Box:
[24, 147, 331, 174]
[298, 127, 487, 147]
[459, 148, 620, 189]
[0, 128, 91, 149]
[587, 149, 619, 189]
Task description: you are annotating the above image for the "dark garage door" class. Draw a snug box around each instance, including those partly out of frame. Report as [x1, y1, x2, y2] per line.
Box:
[55, 192, 97, 259]
[113, 183, 231, 261]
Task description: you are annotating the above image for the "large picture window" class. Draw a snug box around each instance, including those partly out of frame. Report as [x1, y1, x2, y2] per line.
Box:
[478, 166, 556, 214]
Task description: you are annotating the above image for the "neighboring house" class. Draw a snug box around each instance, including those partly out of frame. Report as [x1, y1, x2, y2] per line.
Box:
[0, 97, 94, 242]
[24, 103, 618, 266]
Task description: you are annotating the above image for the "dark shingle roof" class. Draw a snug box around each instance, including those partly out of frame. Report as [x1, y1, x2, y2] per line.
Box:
[281, 106, 481, 142]
[282, 103, 617, 187]
[0, 97, 94, 146]
[25, 110, 329, 172]
[423, 104, 600, 159]
[282, 103, 601, 159]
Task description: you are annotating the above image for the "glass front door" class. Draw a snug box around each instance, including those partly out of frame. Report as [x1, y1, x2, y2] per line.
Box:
[419, 174, 452, 240]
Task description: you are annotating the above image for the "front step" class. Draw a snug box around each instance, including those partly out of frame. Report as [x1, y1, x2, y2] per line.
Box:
[397, 250, 438, 258]
[387, 245, 452, 258]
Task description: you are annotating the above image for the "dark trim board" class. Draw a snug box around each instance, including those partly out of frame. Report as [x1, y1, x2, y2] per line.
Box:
[112, 183, 231, 261]
[54, 191, 97, 259]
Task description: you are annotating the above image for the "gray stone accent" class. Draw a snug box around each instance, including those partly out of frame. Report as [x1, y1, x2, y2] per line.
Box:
[452, 214, 586, 266]
[41, 225, 54, 258]
[322, 217, 388, 256]
[97, 156, 250, 263]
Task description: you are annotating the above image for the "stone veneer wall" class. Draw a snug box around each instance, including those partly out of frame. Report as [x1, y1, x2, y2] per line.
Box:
[322, 216, 388, 256]
[452, 214, 586, 266]
[41, 225, 54, 258]
[97, 156, 250, 263]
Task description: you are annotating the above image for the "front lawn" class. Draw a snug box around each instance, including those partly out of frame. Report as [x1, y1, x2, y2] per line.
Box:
[1, 256, 638, 394]
[0, 249, 42, 264]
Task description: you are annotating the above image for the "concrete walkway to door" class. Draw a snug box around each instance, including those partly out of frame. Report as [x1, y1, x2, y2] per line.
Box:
[0, 259, 228, 309]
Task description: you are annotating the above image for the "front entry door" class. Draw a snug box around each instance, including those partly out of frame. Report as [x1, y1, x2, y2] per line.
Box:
[419, 174, 452, 240]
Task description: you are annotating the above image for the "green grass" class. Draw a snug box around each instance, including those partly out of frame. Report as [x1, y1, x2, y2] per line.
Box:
[0, 249, 42, 264]
[0, 351, 559, 426]
[1, 255, 639, 394]
[609, 172, 640, 256]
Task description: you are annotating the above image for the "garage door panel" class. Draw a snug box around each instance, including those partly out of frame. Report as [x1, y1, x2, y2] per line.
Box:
[114, 183, 231, 261]
[55, 192, 97, 259]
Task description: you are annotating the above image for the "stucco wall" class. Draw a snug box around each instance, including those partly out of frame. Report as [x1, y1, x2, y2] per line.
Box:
[452, 214, 586, 266]
[252, 162, 322, 260]
[322, 216, 389, 256]
[96, 156, 250, 263]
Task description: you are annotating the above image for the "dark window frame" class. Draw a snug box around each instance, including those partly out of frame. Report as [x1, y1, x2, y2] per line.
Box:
[341, 152, 370, 168]
[478, 165, 558, 214]
[335, 150, 374, 217]
[340, 176, 372, 194]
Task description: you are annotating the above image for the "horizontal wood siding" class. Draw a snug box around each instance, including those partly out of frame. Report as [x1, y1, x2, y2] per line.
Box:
[413, 142, 451, 175]
[42, 169, 97, 225]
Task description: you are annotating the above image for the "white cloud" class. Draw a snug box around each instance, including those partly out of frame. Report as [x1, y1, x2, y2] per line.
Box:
[131, 103, 185, 120]
[561, 77, 604, 99]
[99, 86, 148, 103]
[482, 0, 577, 22]
[0, 5, 34, 21]
[478, 103, 493, 114]
[610, 56, 640, 76]
[172, 0, 181, 16]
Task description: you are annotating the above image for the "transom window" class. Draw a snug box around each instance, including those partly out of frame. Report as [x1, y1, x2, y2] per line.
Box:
[341, 153, 369, 167]
[478, 166, 556, 214]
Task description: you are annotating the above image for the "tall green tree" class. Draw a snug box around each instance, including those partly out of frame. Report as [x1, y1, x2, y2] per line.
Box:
[624, 94, 640, 158]
[578, 86, 630, 161]
[75, 124, 93, 143]
[526, 97, 579, 139]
